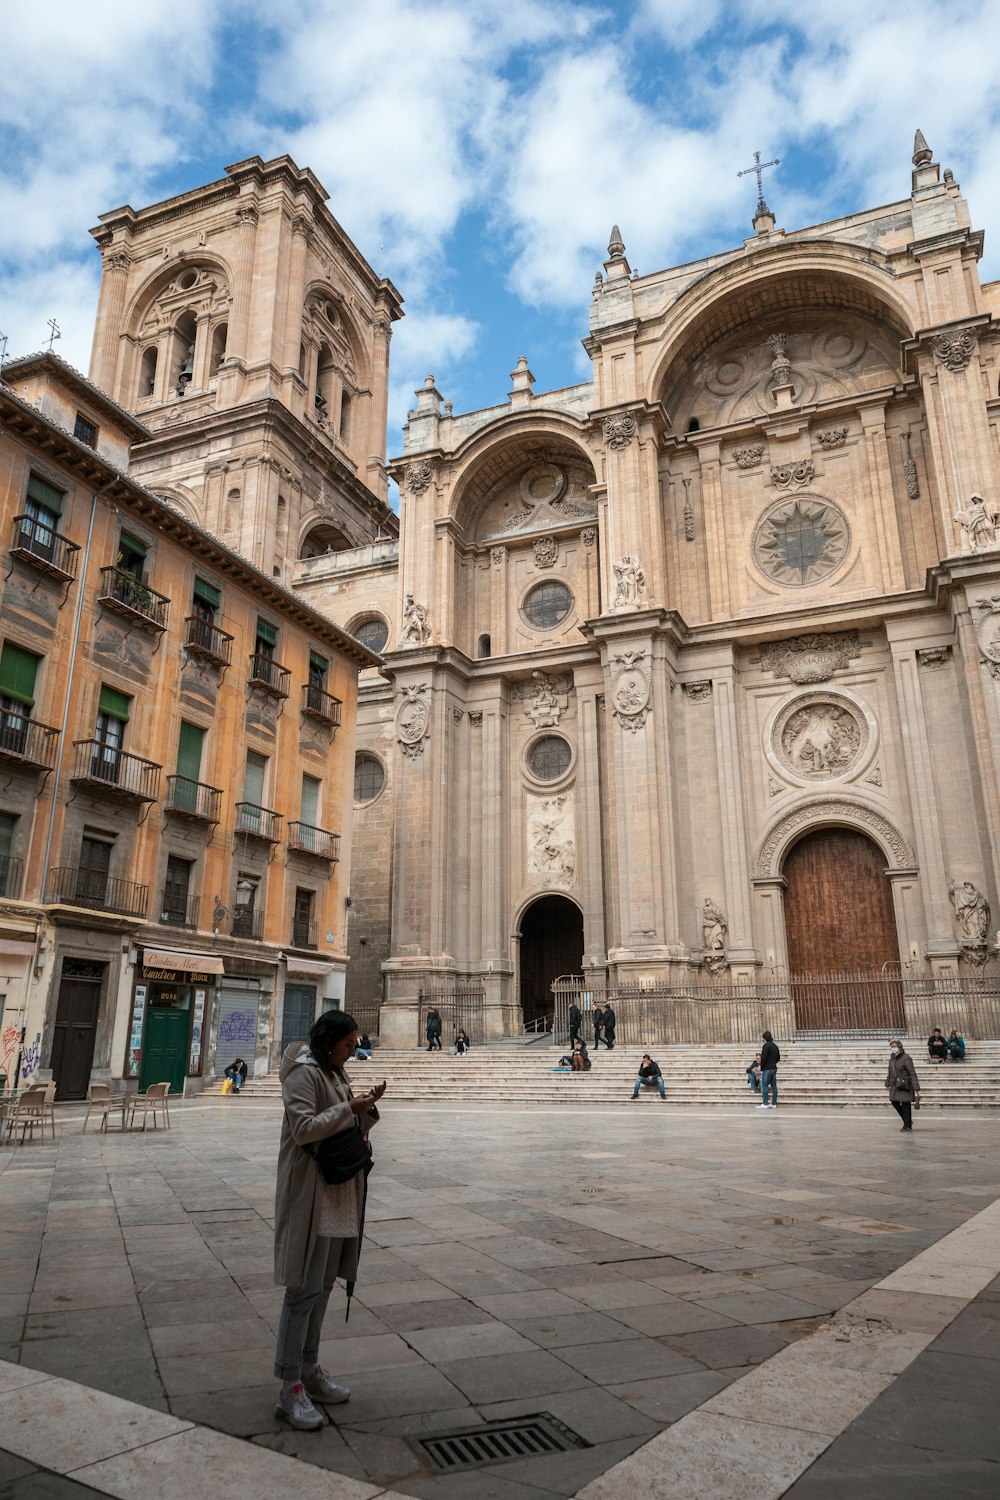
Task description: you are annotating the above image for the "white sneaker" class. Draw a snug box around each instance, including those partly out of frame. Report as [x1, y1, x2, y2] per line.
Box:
[756, 1104, 769, 1109]
[303, 1365, 350, 1405]
[275, 1382, 324, 1430]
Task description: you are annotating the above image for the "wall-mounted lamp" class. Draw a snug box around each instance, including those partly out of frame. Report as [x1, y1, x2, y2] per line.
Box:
[345, 894, 353, 908]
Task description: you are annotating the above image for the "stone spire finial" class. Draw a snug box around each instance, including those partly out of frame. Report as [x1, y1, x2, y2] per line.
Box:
[608, 225, 625, 260]
[508, 355, 535, 408]
[912, 129, 933, 166]
[603, 225, 631, 282]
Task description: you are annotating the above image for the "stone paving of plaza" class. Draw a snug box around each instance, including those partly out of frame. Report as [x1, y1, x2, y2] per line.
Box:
[1, 1097, 999, 1498]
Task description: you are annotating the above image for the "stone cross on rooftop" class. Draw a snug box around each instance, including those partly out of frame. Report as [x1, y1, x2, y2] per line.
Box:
[738, 150, 780, 216]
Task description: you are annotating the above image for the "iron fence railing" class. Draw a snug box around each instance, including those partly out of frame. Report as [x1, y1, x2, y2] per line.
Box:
[290, 919, 318, 949]
[165, 775, 223, 822]
[184, 615, 234, 666]
[235, 802, 283, 842]
[70, 740, 161, 801]
[98, 565, 170, 630]
[0, 711, 60, 770]
[231, 906, 265, 941]
[301, 684, 342, 728]
[551, 970, 1000, 1045]
[49, 867, 148, 919]
[248, 653, 290, 697]
[418, 987, 487, 1047]
[158, 892, 200, 929]
[287, 822, 341, 861]
[11, 514, 80, 580]
[344, 1002, 381, 1042]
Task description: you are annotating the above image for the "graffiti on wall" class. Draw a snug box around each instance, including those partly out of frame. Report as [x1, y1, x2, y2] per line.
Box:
[219, 1010, 256, 1044]
[20, 1039, 40, 1080]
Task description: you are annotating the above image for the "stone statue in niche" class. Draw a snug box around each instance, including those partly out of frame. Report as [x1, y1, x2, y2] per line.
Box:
[613, 553, 646, 608]
[702, 898, 728, 973]
[526, 676, 561, 728]
[780, 702, 862, 778]
[399, 594, 431, 645]
[953, 494, 1000, 555]
[949, 878, 991, 965]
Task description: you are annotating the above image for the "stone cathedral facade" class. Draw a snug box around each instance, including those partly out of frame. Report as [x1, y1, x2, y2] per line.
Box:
[88, 137, 1000, 1046]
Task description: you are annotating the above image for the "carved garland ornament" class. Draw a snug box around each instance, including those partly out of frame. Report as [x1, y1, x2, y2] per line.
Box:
[759, 630, 860, 684]
[396, 683, 430, 760]
[533, 536, 558, 569]
[973, 595, 1000, 681]
[753, 801, 915, 879]
[407, 460, 434, 494]
[581, 527, 597, 547]
[816, 427, 848, 449]
[603, 412, 637, 450]
[734, 444, 765, 469]
[933, 327, 978, 373]
[611, 650, 651, 733]
[770, 459, 815, 488]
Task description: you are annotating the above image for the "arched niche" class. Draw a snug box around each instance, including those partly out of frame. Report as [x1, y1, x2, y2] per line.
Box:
[449, 424, 598, 542]
[517, 893, 584, 1026]
[299, 521, 353, 558]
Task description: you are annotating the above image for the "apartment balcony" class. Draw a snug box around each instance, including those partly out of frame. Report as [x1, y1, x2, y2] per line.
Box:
[0, 711, 60, 772]
[301, 683, 342, 729]
[70, 741, 161, 803]
[0, 855, 24, 899]
[247, 653, 290, 697]
[231, 906, 265, 941]
[165, 775, 223, 824]
[49, 867, 148, 919]
[97, 565, 170, 631]
[290, 919, 318, 950]
[10, 514, 80, 582]
[287, 823, 341, 862]
[234, 801, 283, 843]
[184, 615, 234, 667]
[157, 893, 200, 929]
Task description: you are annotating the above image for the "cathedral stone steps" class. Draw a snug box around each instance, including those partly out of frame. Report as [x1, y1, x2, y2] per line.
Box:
[202, 1041, 1000, 1109]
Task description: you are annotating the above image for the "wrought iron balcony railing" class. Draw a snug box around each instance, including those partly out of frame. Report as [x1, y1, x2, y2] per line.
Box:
[234, 801, 283, 842]
[184, 615, 234, 667]
[70, 740, 161, 802]
[0, 855, 24, 899]
[165, 775, 223, 823]
[231, 905, 265, 941]
[247, 653, 290, 697]
[301, 683, 342, 728]
[49, 867, 148, 919]
[158, 892, 200, 929]
[291, 919, 318, 950]
[287, 823, 341, 862]
[10, 515, 80, 582]
[0, 711, 59, 771]
[97, 565, 170, 630]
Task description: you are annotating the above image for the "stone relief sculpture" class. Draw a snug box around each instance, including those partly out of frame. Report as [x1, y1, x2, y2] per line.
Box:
[399, 593, 431, 646]
[776, 699, 865, 780]
[533, 536, 558, 568]
[611, 651, 651, 733]
[900, 431, 920, 500]
[612, 553, 646, 608]
[702, 898, 728, 974]
[527, 794, 576, 890]
[603, 412, 637, 449]
[766, 332, 793, 389]
[973, 595, 1000, 681]
[754, 498, 850, 587]
[683, 478, 695, 542]
[816, 428, 848, 448]
[953, 494, 1000, 555]
[407, 460, 434, 494]
[770, 460, 815, 488]
[395, 683, 430, 760]
[479, 463, 597, 542]
[734, 444, 765, 469]
[759, 630, 861, 684]
[949, 879, 991, 965]
[933, 327, 978, 373]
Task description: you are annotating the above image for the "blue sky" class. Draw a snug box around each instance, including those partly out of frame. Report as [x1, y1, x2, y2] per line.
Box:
[3, 0, 1000, 454]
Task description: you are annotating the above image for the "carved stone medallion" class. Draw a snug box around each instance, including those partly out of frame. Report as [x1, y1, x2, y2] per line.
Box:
[933, 327, 978, 373]
[759, 630, 860, 684]
[773, 693, 868, 781]
[603, 412, 637, 450]
[973, 595, 1000, 681]
[753, 496, 851, 587]
[734, 444, 764, 469]
[533, 536, 558, 569]
[520, 463, 565, 506]
[407, 459, 434, 494]
[396, 684, 430, 760]
[611, 651, 651, 733]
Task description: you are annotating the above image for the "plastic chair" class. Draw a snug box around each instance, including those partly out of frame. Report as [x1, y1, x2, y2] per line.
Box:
[83, 1082, 127, 1134]
[126, 1081, 171, 1132]
[5, 1083, 54, 1144]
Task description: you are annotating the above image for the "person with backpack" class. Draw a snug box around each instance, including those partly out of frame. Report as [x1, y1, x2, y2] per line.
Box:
[757, 1031, 780, 1109]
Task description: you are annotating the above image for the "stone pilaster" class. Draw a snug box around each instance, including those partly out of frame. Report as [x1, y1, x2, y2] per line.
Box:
[858, 403, 904, 592]
[575, 671, 608, 968]
[710, 665, 759, 969]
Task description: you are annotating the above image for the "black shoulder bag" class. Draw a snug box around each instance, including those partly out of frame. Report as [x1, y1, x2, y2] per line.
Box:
[306, 1105, 378, 1185]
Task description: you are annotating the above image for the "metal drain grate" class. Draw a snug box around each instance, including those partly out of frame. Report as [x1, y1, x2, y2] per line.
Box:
[416, 1413, 586, 1472]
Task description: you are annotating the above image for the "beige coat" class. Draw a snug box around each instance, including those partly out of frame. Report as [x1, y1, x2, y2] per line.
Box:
[273, 1044, 379, 1289]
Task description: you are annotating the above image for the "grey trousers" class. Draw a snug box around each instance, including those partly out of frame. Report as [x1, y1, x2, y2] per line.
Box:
[273, 1234, 346, 1381]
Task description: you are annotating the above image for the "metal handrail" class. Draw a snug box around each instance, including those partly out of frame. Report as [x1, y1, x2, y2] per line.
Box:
[158, 893, 200, 928]
[248, 653, 290, 696]
[301, 684, 342, 727]
[231, 906, 265, 940]
[287, 822, 341, 860]
[165, 775, 223, 822]
[290, 919, 318, 949]
[11, 515, 80, 579]
[234, 801, 283, 841]
[184, 616, 234, 666]
[70, 740, 161, 801]
[98, 565, 170, 630]
[0, 711, 60, 770]
[49, 867, 148, 919]
[0, 855, 24, 899]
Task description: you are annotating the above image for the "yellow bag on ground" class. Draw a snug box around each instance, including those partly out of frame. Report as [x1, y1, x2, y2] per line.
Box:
[221, 1078, 233, 1095]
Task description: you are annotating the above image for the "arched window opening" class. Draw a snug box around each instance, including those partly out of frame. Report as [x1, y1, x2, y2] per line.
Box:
[139, 346, 158, 400]
[687, 417, 700, 433]
[299, 523, 351, 559]
[299, 342, 307, 379]
[210, 323, 228, 374]
[339, 391, 351, 441]
[315, 343, 335, 422]
[171, 311, 197, 396]
[478, 634, 491, 659]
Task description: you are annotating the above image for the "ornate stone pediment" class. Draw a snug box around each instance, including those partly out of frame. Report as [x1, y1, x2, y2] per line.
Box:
[759, 630, 860, 684]
[479, 462, 597, 542]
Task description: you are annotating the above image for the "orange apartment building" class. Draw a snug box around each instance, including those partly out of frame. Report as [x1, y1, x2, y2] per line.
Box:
[0, 352, 377, 1099]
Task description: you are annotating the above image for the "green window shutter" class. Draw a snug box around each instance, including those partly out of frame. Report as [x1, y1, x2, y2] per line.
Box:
[256, 619, 277, 647]
[193, 578, 221, 609]
[301, 774, 320, 825]
[0, 644, 41, 707]
[98, 685, 130, 721]
[244, 751, 267, 805]
[26, 474, 64, 515]
[176, 721, 205, 780]
[119, 532, 147, 561]
[309, 651, 328, 674]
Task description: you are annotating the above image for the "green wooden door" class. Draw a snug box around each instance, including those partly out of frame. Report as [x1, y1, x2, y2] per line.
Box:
[139, 1006, 189, 1096]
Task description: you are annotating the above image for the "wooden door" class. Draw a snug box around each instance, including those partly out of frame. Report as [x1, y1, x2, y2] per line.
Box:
[281, 985, 317, 1053]
[139, 1006, 189, 1096]
[783, 828, 903, 1029]
[519, 896, 584, 1025]
[51, 978, 101, 1099]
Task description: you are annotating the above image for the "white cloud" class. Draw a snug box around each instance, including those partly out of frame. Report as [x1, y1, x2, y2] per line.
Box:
[386, 308, 481, 437]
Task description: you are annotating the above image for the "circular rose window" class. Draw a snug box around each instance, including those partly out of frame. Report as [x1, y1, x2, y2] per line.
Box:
[528, 735, 572, 781]
[353, 752, 385, 804]
[753, 496, 850, 587]
[351, 616, 389, 653]
[522, 580, 573, 629]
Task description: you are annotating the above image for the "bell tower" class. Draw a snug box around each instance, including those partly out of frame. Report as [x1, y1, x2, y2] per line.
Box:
[88, 156, 403, 579]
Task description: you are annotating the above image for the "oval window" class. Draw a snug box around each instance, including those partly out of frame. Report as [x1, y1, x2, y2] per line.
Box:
[528, 735, 572, 782]
[523, 580, 572, 629]
[353, 752, 385, 804]
[352, 617, 389, 653]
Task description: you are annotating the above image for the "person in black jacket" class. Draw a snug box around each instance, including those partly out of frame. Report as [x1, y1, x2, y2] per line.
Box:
[885, 1040, 920, 1131]
[425, 1009, 443, 1051]
[225, 1058, 248, 1093]
[757, 1031, 780, 1109]
[631, 1055, 666, 1100]
[568, 1002, 582, 1046]
[602, 1004, 616, 1050]
[592, 1005, 605, 1049]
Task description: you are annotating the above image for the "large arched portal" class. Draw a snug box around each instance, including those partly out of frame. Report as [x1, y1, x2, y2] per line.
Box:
[519, 896, 584, 1026]
[782, 827, 904, 1029]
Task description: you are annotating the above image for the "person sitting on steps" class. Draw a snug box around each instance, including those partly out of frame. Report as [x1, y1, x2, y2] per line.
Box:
[225, 1058, 248, 1093]
[947, 1030, 966, 1062]
[631, 1055, 666, 1101]
[927, 1028, 948, 1063]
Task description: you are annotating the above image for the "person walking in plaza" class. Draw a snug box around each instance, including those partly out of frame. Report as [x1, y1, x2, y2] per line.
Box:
[425, 1008, 443, 1051]
[592, 1004, 604, 1049]
[568, 1001, 583, 1047]
[631, 1055, 666, 1101]
[602, 1002, 616, 1049]
[885, 1039, 920, 1131]
[273, 1010, 385, 1431]
[757, 1031, 779, 1109]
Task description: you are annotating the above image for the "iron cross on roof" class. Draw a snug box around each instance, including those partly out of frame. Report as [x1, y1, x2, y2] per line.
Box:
[738, 150, 780, 215]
